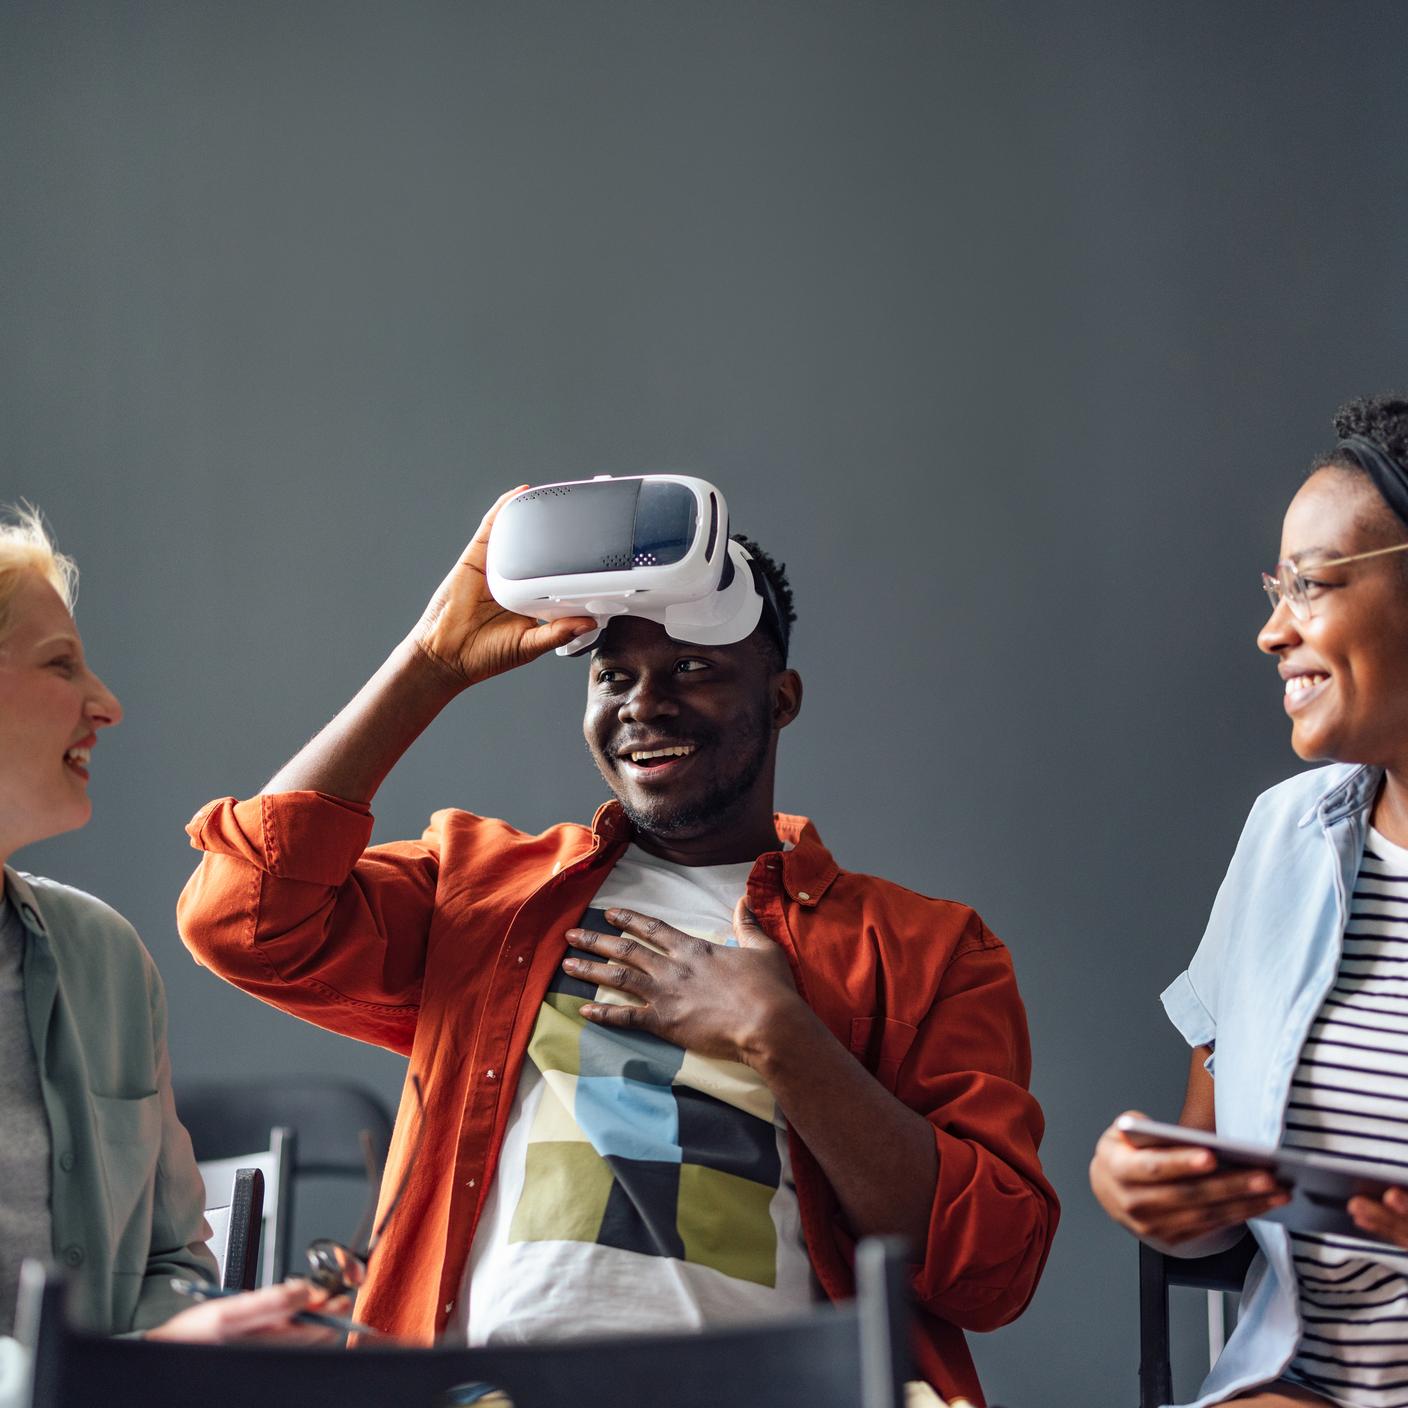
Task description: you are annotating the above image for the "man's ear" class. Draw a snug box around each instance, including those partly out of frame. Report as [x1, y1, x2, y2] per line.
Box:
[772, 669, 803, 730]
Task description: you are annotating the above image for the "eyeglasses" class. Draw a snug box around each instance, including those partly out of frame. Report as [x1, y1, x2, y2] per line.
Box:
[1261, 542, 1408, 621]
[303, 1074, 426, 1310]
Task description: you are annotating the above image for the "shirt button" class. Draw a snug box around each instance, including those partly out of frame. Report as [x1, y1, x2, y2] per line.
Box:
[485, 1069, 497, 1081]
[63, 1245, 84, 1267]
[466, 1178, 477, 1189]
[444, 1301, 455, 1314]
[798, 891, 811, 901]
[59, 1151, 75, 1173]
[516, 956, 525, 965]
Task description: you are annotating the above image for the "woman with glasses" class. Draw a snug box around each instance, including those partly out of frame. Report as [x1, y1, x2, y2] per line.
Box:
[0, 506, 342, 1393]
[1091, 394, 1408, 1408]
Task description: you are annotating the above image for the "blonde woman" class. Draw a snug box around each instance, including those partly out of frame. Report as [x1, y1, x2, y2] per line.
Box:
[0, 506, 337, 1396]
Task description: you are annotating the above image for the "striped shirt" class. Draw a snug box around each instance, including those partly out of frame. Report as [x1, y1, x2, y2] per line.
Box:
[1285, 827, 1408, 1407]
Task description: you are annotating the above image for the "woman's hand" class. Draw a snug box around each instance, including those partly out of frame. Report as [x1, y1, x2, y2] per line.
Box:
[1090, 1111, 1290, 1245]
[410, 487, 597, 689]
[146, 1281, 352, 1346]
[1349, 1187, 1408, 1247]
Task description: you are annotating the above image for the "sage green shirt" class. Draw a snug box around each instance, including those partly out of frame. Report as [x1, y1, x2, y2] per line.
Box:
[0, 895, 52, 1336]
[3, 867, 216, 1335]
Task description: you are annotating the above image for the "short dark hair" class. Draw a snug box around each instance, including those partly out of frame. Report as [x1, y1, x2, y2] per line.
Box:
[1309, 395, 1408, 583]
[1315, 393, 1408, 482]
[732, 533, 796, 668]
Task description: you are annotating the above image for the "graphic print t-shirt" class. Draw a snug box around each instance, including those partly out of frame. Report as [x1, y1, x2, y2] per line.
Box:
[461, 844, 813, 1343]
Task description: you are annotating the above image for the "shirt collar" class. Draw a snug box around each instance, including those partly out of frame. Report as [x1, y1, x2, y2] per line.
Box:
[1297, 763, 1381, 828]
[1, 867, 47, 935]
[587, 802, 840, 906]
[773, 812, 839, 906]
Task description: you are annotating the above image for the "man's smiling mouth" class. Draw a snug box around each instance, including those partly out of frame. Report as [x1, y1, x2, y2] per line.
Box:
[616, 743, 699, 772]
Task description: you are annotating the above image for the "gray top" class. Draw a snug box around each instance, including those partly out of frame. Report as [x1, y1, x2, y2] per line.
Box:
[0, 895, 52, 1336]
[1, 867, 216, 1337]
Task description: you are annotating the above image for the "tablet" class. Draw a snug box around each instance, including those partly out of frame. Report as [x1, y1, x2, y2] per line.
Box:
[1115, 1115, 1408, 1241]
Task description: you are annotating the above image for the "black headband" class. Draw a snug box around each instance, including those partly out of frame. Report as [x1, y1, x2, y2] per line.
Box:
[1337, 434, 1408, 531]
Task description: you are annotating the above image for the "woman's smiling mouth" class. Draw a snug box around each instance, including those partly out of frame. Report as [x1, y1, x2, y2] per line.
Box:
[63, 739, 94, 781]
[1283, 671, 1331, 714]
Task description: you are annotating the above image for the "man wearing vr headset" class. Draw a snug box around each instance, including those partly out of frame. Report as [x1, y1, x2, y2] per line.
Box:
[178, 482, 1057, 1406]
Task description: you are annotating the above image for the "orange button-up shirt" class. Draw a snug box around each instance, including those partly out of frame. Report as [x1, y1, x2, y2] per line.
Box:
[179, 791, 1056, 1405]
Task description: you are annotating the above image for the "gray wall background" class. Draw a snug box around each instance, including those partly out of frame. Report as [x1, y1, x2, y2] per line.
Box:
[5, 2, 1408, 1402]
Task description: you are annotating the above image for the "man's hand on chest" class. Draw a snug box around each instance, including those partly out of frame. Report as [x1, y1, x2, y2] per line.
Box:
[562, 899, 811, 1068]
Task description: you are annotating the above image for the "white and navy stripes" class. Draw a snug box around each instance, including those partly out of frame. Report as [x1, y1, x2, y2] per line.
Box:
[1286, 829, 1408, 1407]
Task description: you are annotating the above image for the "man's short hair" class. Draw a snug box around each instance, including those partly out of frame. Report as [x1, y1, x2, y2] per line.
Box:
[732, 533, 796, 667]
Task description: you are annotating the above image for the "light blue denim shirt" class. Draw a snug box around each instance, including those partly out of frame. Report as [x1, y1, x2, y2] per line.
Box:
[1161, 761, 1378, 1408]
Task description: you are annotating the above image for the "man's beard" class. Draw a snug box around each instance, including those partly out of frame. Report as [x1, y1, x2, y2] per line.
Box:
[609, 700, 773, 841]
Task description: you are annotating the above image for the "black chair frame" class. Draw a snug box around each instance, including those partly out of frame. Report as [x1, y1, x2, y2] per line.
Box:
[18, 1237, 913, 1408]
[1139, 1235, 1257, 1408]
[219, 1167, 264, 1293]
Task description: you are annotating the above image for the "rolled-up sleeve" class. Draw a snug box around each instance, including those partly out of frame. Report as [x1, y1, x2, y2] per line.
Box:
[178, 791, 439, 1055]
[1159, 819, 1248, 1057]
[1161, 968, 1217, 1050]
[899, 933, 1059, 1332]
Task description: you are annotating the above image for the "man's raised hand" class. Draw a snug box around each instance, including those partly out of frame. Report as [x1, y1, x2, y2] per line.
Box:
[259, 487, 597, 801]
[411, 487, 597, 688]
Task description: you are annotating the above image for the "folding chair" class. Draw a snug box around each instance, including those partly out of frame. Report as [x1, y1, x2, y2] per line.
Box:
[176, 1078, 393, 1283]
[1138, 1235, 1258, 1408]
[17, 1238, 912, 1408]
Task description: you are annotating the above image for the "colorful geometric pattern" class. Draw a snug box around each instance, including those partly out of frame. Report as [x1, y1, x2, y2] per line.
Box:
[508, 908, 783, 1286]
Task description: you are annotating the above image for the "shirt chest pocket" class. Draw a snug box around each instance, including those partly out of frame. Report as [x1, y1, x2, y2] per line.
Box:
[91, 1090, 161, 1265]
[847, 1017, 919, 1093]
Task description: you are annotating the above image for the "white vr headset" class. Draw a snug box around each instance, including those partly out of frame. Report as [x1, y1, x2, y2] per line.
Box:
[486, 474, 771, 657]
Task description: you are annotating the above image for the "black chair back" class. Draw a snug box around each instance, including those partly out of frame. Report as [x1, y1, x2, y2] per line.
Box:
[176, 1078, 393, 1175]
[17, 1238, 912, 1408]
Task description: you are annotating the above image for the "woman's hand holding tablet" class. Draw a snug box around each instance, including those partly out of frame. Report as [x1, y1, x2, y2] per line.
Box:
[1089, 1111, 1291, 1249]
[1112, 1115, 1408, 1244]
